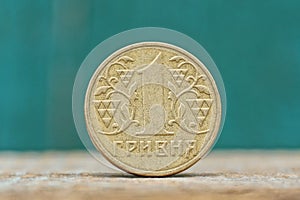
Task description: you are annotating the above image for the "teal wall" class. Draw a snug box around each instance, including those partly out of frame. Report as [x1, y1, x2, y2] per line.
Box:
[0, 0, 299, 150]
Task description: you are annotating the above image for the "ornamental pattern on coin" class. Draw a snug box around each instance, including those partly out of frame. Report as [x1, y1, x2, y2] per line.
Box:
[85, 42, 222, 176]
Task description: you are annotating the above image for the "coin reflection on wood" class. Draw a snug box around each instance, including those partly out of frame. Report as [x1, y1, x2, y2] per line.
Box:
[85, 42, 222, 176]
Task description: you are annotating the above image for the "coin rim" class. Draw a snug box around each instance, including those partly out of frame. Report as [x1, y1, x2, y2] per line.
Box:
[84, 42, 222, 176]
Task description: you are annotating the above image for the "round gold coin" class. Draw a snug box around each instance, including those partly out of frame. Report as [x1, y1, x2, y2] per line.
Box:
[85, 42, 222, 176]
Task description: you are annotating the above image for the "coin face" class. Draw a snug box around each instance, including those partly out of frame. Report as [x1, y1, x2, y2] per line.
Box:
[85, 42, 222, 176]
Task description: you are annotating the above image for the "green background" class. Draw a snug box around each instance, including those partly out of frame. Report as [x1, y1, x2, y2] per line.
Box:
[1, 0, 299, 150]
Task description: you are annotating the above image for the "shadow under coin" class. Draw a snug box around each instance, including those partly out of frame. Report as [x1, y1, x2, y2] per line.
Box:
[73, 172, 226, 179]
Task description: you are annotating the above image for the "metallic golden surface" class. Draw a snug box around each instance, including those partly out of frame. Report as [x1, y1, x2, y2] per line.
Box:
[85, 42, 222, 176]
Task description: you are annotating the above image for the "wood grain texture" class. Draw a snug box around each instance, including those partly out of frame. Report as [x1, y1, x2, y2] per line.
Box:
[0, 150, 299, 200]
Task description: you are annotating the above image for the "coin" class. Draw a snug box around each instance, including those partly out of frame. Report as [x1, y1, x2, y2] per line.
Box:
[85, 42, 222, 176]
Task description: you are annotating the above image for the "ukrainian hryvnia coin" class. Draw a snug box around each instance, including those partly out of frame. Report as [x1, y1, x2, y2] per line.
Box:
[85, 42, 222, 176]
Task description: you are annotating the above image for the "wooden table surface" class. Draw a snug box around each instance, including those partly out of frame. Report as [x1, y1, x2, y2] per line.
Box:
[0, 150, 299, 200]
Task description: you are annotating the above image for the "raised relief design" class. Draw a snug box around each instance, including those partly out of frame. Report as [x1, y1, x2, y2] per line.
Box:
[93, 53, 213, 136]
[94, 100, 120, 128]
[169, 68, 188, 86]
[116, 69, 134, 87]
